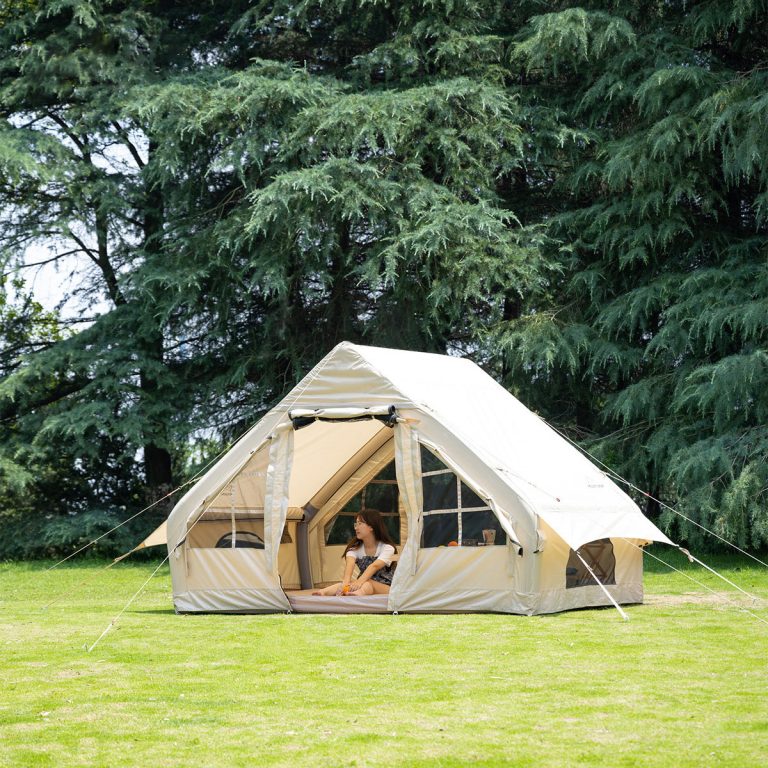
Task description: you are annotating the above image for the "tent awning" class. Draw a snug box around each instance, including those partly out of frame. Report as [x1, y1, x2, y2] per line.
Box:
[538, 506, 674, 552]
[139, 520, 167, 549]
[113, 521, 167, 563]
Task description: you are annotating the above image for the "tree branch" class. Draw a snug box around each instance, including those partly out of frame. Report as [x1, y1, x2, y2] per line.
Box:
[44, 111, 88, 157]
[111, 121, 146, 169]
[65, 230, 101, 267]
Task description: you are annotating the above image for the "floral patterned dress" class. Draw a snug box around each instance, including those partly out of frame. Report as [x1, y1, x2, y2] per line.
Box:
[352, 544, 395, 586]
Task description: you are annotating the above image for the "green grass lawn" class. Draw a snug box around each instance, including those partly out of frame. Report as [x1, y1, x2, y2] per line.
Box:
[1, 547, 766, 767]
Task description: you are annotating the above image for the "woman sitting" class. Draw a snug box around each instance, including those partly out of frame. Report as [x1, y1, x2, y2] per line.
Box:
[313, 510, 397, 596]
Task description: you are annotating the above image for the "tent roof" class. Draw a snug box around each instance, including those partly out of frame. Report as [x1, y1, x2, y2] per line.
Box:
[164, 342, 672, 551]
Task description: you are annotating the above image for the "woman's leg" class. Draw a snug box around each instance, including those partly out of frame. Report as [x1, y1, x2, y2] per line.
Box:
[312, 582, 342, 596]
[353, 581, 390, 595]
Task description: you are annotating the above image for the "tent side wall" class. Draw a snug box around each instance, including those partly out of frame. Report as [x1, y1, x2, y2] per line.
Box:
[170, 545, 294, 613]
[386, 415, 539, 614]
[168, 427, 294, 613]
[532, 520, 644, 614]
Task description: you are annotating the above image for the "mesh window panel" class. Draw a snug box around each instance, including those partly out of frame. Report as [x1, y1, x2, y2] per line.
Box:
[341, 493, 362, 515]
[420, 444, 447, 473]
[565, 539, 616, 588]
[382, 515, 401, 545]
[460, 510, 506, 546]
[374, 461, 397, 481]
[422, 473, 458, 511]
[365, 483, 399, 515]
[325, 514, 357, 545]
[215, 531, 264, 549]
[460, 482, 485, 509]
[326, 512, 401, 546]
[422, 513, 459, 548]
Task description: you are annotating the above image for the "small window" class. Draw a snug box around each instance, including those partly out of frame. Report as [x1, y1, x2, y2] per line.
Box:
[566, 539, 616, 588]
[323, 460, 401, 545]
[364, 483, 399, 515]
[459, 509, 504, 547]
[214, 529, 291, 548]
[422, 513, 459, 548]
[325, 513, 357, 546]
[419, 445, 505, 548]
[216, 531, 264, 549]
[325, 511, 400, 545]
[423, 473, 458, 511]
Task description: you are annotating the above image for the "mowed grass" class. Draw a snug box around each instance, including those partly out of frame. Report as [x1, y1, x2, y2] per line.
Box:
[1, 548, 767, 767]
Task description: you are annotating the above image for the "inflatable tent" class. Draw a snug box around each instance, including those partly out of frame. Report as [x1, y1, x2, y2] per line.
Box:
[162, 342, 672, 614]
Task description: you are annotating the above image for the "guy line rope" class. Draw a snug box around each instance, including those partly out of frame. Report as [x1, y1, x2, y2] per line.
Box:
[542, 416, 768, 570]
[541, 415, 768, 625]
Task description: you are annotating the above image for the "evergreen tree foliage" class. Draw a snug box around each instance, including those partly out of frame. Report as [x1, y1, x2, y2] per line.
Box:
[504, 0, 768, 549]
[0, 0, 251, 552]
[0, 0, 765, 556]
[0, 0, 538, 555]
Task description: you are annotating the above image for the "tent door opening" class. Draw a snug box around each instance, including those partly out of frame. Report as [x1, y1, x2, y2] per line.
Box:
[284, 409, 404, 593]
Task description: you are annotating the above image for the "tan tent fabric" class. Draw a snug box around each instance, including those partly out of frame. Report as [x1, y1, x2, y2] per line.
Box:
[161, 342, 673, 615]
[393, 421, 424, 582]
[112, 520, 168, 564]
[136, 520, 167, 550]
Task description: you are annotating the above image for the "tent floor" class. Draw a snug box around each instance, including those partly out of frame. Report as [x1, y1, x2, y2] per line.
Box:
[286, 590, 390, 614]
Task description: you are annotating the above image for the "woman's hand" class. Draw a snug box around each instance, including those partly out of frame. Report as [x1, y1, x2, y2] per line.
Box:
[348, 579, 366, 592]
[335, 582, 351, 596]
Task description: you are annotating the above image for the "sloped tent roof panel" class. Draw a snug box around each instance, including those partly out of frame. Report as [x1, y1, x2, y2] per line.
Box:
[311, 344, 672, 551]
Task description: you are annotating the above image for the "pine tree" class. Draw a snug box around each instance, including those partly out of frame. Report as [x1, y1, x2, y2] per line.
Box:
[504, 1, 768, 549]
[130, 0, 543, 417]
[4, 0, 764, 556]
[0, 0, 543, 554]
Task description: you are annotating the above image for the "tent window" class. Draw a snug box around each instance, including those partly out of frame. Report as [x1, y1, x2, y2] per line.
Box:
[422, 513, 458, 547]
[565, 539, 616, 588]
[324, 462, 401, 545]
[419, 445, 506, 548]
[423, 472, 458, 511]
[216, 531, 265, 549]
[213, 530, 292, 549]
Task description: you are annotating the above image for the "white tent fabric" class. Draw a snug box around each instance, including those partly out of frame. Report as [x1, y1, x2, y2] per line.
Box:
[162, 342, 673, 615]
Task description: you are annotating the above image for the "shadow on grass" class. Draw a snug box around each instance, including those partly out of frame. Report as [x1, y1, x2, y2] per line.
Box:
[130, 608, 177, 615]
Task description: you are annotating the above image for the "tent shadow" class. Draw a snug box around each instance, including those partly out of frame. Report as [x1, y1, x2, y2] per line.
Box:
[130, 608, 177, 615]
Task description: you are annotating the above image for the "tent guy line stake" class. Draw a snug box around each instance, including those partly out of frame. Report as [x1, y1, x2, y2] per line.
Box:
[574, 551, 629, 621]
[541, 418, 768, 571]
[627, 541, 768, 628]
[87, 554, 171, 653]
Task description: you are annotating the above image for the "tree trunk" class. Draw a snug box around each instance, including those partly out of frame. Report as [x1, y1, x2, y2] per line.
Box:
[139, 138, 173, 489]
[144, 442, 174, 489]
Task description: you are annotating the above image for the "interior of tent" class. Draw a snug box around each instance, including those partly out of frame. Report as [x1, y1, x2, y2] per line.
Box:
[175, 414, 634, 612]
[183, 419, 499, 590]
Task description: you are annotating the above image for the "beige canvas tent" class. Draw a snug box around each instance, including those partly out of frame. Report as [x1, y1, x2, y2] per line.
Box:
[160, 342, 672, 614]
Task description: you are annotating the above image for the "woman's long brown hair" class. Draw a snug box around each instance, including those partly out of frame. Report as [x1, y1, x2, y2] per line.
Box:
[342, 510, 398, 557]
